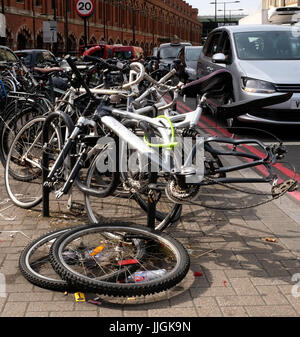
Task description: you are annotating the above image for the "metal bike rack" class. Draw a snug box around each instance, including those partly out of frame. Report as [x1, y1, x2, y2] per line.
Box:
[42, 113, 52, 217]
[42, 111, 75, 217]
[41, 111, 173, 228]
[146, 190, 157, 230]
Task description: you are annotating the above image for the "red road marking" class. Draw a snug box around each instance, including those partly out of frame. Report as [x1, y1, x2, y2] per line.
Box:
[169, 98, 300, 202]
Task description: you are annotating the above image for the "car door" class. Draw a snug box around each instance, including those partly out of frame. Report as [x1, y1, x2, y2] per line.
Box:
[218, 31, 241, 101]
[197, 31, 223, 77]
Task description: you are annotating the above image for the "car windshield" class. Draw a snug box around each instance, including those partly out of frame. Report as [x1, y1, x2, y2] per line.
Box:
[0, 49, 18, 63]
[16, 53, 31, 66]
[160, 45, 184, 59]
[113, 50, 133, 60]
[234, 30, 300, 60]
[42, 51, 56, 62]
[185, 48, 202, 61]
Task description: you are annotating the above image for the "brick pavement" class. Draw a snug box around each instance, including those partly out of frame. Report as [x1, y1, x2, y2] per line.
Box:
[1, 162, 300, 318]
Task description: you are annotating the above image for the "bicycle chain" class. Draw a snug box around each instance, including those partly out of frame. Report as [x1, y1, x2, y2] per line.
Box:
[168, 177, 298, 211]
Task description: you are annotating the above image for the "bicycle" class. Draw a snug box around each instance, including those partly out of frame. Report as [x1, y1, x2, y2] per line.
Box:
[45, 57, 296, 297]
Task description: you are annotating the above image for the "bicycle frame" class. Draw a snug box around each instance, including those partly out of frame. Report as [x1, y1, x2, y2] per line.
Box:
[99, 100, 277, 186]
[41, 59, 280, 213]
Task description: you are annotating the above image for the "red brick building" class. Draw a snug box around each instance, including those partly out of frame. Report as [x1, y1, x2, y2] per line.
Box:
[2, 0, 202, 56]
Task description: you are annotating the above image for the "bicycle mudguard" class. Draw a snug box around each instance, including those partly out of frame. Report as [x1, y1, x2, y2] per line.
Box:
[217, 92, 293, 119]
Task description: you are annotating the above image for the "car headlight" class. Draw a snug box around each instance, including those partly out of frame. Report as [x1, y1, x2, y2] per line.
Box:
[242, 77, 276, 94]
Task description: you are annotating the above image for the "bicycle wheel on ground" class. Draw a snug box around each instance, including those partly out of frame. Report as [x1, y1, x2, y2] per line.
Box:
[5, 116, 62, 209]
[19, 226, 77, 292]
[50, 221, 190, 297]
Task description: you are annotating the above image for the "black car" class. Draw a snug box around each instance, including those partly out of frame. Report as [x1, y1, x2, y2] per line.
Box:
[14, 49, 58, 68]
[156, 42, 192, 75]
[15, 49, 69, 91]
[175, 46, 203, 82]
[0, 46, 19, 64]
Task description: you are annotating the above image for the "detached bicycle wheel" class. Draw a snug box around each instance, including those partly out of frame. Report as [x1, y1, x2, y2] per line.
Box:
[19, 227, 76, 292]
[50, 221, 190, 297]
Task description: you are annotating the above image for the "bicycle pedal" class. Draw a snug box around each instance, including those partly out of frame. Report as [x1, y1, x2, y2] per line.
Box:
[271, 179, 298, 198]
[180, 167, 197, 176]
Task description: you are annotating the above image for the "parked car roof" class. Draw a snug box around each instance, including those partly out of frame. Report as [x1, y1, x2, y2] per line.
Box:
[15, 49, 50, 52]
[159, 42, 192, 47]
[14, 49, 57, 67]
[213, 24, 297, 33]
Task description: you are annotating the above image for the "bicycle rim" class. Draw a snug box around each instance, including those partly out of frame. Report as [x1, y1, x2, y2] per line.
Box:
[19, 227, 77, 292]
[50, 221, 190, 297]
[84, 157, 180, 230]
[5, 116, 62, 208]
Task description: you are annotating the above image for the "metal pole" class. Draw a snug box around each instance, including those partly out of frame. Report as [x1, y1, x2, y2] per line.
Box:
[1, 0, 4, 45]
[32, 1, 36, 48]
[84, 17, 88, 49]
[104, 0, 106, 42]
[132, 7, 136, 44]
[224, 3, 226, 25]
[152, 18, 154, 46]
[65, 0, 69, 54]
[52, 0, 57, 55]
[215, 0, 218, 23]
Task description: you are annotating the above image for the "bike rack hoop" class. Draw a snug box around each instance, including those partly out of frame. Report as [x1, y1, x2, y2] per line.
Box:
[42, 111, 75, 217]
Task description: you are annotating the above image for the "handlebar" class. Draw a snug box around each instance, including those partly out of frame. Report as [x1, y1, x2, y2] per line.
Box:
[158, 69, 176, 84]
[121, 62, 145, 90]
[65, 54, 93, 98]
[82, 55, 125, 71]
[63, 56, 180, 105]
[19, 62, 39, 88]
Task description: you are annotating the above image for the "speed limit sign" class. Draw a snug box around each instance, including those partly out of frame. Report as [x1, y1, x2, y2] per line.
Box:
[75, 0, 95, 17]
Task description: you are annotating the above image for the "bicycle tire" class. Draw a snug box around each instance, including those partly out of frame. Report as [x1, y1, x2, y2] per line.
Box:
[50, 221, 190, 297]
[0, 100, 45, 167]
[121, 122, 182, 228]
[83, 118, 182, 229]
[84, 155, 181, 230]
[19, 226, 77, 292]
[5, 116, 62, 209]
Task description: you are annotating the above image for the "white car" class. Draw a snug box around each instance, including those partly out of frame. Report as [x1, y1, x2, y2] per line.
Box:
[197, 25, 300, 127]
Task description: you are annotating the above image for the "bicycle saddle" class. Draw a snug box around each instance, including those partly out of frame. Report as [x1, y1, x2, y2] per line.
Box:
[181, 69, 233, 97]
[217, 92, 293, 119]
[33, 67, 63, 74]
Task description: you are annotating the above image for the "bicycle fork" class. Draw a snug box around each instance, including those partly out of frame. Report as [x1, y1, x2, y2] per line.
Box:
[55, 147, 88, 199]
[44, 116, 97, 198]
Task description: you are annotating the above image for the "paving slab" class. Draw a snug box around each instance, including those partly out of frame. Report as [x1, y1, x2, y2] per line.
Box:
[0, 155, 300, 319]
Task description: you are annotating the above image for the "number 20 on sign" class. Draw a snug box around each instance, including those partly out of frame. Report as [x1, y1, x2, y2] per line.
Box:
[75, 0, 95, 17]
